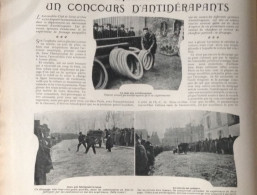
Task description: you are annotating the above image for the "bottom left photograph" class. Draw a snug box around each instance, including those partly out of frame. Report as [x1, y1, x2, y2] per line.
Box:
[34, 110, 135, 185]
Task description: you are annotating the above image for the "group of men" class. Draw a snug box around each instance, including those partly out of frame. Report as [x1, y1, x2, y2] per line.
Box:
[93, 23, 136, 39]
[105, 128, 134, 147]
[93, 23, 158, 67]
[76, 132, 97, 154]
[189, 135, 237, 154]
[135, 134, 155, 176]
[77, 131, 114, 153]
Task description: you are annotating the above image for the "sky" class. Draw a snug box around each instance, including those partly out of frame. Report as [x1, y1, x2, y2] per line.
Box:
[134, 111, 205, 139]
[35, 110, 206, 138]
[35, 111, 134, 134]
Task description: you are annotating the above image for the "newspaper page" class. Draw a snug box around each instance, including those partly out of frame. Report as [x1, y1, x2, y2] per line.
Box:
[1, 0, 256, 194]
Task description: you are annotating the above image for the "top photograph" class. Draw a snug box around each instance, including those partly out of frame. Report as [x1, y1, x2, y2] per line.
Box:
[91, 16, 184, 90]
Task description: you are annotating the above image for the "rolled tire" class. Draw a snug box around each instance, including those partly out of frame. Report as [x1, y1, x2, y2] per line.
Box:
[92, 58, 108, 89]
[129, 47, 140, 54]
[123, 51, 143, 80]
[138, 50, 154, 71]
[109, 48, 144, 80]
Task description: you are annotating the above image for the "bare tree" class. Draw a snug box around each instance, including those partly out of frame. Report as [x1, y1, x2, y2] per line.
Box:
[106, 111, 119, 129]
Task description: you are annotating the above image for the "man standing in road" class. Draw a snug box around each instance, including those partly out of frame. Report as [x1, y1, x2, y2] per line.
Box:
[77, 132, 87, 152]
[141, 27, 157, 67]
[135, 134, 148, 175]
[85, 135, 96, 154]
[106, 134, 113, 152]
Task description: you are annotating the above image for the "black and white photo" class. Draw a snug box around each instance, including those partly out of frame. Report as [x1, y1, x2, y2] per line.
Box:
[134, 110, 240, 187]
[34, 111, 135, 185]
[92, 16, 184, 90]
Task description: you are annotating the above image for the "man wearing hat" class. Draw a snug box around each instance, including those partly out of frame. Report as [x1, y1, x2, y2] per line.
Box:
[102, 24, 108, 38]
[124, 27, 129, 37]
[118, 24, 126, 37]
[128, 27, 135, 36]
[76, 132, 87, 152]
[106, 134, 113, 152]
[93, 23, 98, 39]
[97, 25, 103, 39]
[141, 27, 157, 66]
[111, 25, 118, 37]
[104, 23, 112, 38]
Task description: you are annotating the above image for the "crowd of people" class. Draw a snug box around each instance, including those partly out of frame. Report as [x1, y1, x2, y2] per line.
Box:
[76, 128, 135, 154]
[104, 127, 134, 147]
[135, 134, 237, 176]
[34, 120, 53, 185]
[93, 23, 136, 39]
[188, 135, 238, 155]
[135, 134, 155, 176]
[34, 120, 135, 184]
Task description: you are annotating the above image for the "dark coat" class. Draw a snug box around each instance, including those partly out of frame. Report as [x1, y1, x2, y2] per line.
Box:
[97, 31, 103, 39]
[86, 136, 96, 146]
[93, 29, 98, 39]
[128, 31, 135, 36]
[136, 143, 148, 175]
[103, 29, 112, 38]
[118, 29, 126, 37]
[141, 32, 157, 54]
[78, 134, 86, 143]
[111, 30, 118, 37]
[106, 136, 113, 148]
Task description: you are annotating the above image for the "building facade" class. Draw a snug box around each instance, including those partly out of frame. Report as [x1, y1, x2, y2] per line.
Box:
[203, 112, 240, 139]
[162, 124, 204, 147]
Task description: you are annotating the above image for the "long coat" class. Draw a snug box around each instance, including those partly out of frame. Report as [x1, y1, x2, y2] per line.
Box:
[106, 136, 113, 149]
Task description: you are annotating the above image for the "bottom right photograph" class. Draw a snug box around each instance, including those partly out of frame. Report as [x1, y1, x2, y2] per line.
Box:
[134, 110, 240, 187]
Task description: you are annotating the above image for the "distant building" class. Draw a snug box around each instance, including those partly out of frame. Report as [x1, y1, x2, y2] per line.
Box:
[149, 132, 161, 146]
[162, 124, 204, 147]
[203, 112, 240, 139]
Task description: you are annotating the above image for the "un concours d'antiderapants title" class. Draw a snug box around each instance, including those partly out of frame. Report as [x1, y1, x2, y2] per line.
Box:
[46, 2, 230, 13]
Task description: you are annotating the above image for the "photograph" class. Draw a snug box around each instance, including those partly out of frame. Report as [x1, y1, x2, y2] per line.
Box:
[34, 111, 135, 185]
[92, 16, 184, 90]
[134, 110, 240, 187]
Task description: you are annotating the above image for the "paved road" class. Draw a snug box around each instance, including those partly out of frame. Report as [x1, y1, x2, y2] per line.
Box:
[153, 151, 237, 187]
[46, 139, 134, 185]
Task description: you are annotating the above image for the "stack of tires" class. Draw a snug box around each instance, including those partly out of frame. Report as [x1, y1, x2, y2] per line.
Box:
[109, 48, 144, 80]
[92, 48, 154, 89]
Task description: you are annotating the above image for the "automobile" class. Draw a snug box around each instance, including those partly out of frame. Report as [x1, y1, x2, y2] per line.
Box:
[173, 143, 189, 154]
[87, 130, 104, 148]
